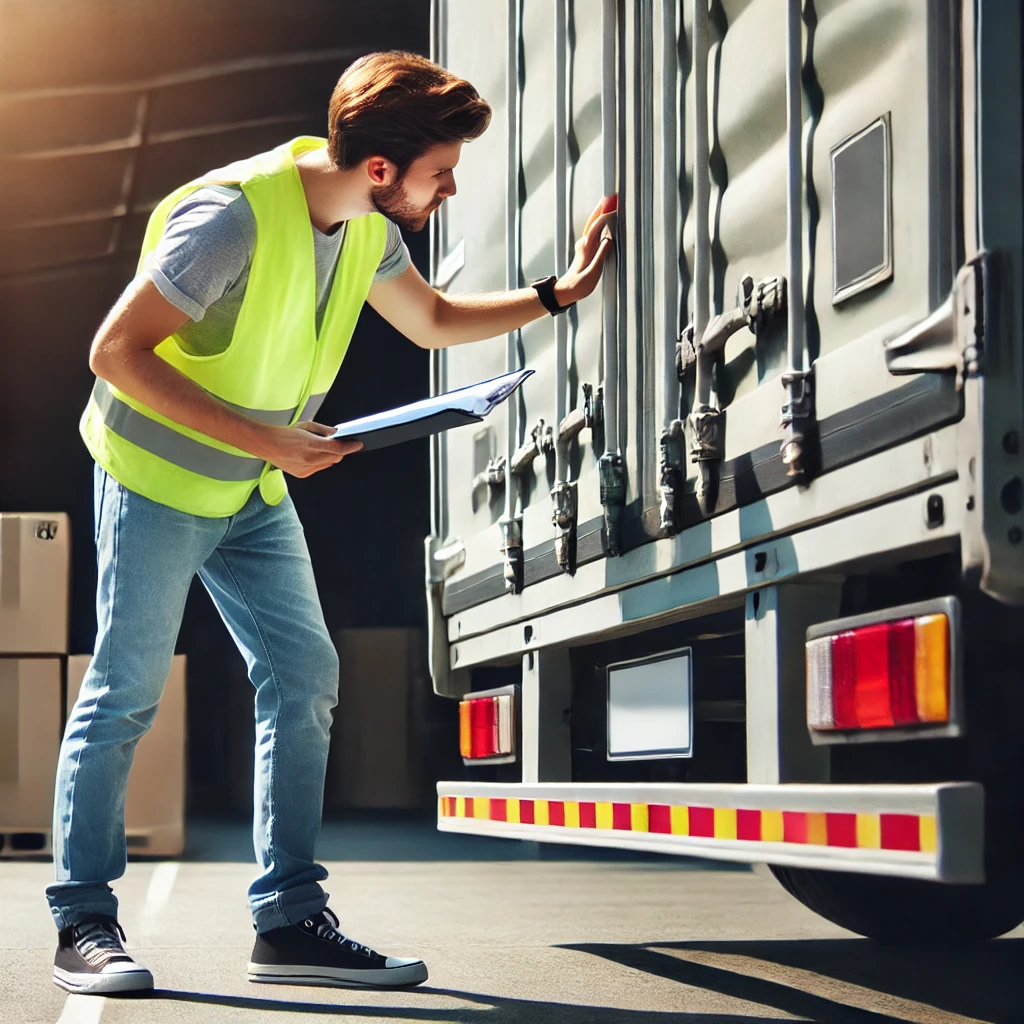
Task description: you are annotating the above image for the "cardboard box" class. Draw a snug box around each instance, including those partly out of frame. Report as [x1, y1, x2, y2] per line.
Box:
[327, 629, 428, 810]
[0, 658, 61, 837]
[0, 513, 70, 655]
[67, 654, 186, 857]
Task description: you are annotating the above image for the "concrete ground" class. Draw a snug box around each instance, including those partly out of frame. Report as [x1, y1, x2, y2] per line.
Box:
[2, 817, 1021, 1024]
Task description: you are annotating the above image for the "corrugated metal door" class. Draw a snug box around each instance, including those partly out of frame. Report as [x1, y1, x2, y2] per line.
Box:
[435, 0, 667, 606]
[434, 0, 962, 618]
[684, 0, 960, 520]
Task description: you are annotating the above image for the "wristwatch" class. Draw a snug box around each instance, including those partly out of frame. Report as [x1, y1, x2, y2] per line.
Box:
[530, 275, 572, 316]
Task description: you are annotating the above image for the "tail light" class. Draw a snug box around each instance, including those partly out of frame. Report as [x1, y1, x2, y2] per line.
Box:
[806, 598, 961, 743]
[459, 686, 516, 763]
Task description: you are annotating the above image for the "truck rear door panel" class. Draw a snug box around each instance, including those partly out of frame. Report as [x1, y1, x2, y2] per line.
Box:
[435, 0, 963, 618]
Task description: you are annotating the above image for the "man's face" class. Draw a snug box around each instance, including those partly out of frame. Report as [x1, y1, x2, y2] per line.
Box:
[370, 141, 462, 232]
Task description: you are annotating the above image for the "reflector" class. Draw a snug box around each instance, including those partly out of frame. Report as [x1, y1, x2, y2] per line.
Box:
[805, 637, 833, 728]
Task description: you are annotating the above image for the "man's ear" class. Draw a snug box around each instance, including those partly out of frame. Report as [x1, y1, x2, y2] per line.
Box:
[365, 156, 398, 186]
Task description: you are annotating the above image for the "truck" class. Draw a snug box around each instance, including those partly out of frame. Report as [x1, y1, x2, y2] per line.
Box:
[425, 0, 1024, 942]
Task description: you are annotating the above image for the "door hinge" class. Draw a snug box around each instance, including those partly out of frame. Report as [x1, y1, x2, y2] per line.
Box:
[883, 253, 988, 389]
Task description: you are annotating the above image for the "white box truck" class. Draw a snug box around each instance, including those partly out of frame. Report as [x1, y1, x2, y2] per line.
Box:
[427, 0, 1024, 941]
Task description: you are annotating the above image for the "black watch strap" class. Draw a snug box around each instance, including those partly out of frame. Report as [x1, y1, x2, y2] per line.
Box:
[530, 275, 571, 316]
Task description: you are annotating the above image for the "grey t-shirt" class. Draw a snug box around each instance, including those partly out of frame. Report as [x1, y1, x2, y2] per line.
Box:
[142, 185, 410, 357]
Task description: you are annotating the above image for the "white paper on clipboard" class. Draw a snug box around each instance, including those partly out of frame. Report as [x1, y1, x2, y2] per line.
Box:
[329, 368, 533, 452]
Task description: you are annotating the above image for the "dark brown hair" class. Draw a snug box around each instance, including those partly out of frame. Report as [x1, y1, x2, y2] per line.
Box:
[328, 51, 491, 173]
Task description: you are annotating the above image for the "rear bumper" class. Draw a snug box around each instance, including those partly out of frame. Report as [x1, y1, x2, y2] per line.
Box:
[436, 781, 984, 884]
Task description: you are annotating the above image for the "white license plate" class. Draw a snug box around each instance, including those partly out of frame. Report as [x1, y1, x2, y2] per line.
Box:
[606, 648, 694, 760]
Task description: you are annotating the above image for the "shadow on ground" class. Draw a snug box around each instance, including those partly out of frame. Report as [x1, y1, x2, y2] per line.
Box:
[112, 986, 775, 1022]
[561, 937, 1024, 1024]
[94, 934, 1024, 1021]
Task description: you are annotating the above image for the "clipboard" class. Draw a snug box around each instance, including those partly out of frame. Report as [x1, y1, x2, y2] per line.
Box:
[330, 368, 534, 452]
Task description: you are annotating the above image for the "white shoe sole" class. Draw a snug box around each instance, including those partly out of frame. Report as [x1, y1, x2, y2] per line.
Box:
[247, 960, 428, 988]
[53, 965, 154, 995]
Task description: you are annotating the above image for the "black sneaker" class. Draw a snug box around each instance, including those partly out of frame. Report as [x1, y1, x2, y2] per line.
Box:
[248, 909, 427, 988]
[53, 918, 154, 995]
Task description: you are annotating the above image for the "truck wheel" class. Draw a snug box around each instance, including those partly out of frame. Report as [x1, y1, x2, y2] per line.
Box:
[768, 865, 1024, 943]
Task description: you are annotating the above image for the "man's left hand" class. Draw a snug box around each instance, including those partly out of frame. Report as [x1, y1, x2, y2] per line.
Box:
[553, 195, 618, 309]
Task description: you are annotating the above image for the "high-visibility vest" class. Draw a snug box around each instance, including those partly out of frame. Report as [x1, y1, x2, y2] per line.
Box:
[80, 136, 387, 517]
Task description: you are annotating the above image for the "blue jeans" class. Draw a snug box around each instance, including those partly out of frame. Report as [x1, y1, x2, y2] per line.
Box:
[47, 464, 339, 933]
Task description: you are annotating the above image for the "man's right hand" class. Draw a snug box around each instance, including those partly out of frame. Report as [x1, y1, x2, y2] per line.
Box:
[262, 421, 363, 478]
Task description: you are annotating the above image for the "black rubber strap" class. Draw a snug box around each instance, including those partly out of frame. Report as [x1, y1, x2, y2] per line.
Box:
[530, 275, 571, 316]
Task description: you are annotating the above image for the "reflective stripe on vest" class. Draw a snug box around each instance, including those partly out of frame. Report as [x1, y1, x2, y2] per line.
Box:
[91, 379, 328, 482]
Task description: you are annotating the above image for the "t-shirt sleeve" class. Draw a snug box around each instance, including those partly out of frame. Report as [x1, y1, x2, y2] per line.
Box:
[141, 187, 256, 322]
[373, 218, 412, 282]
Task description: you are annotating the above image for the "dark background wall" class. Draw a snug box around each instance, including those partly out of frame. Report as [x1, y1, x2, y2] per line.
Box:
[0, 0, 452, 816]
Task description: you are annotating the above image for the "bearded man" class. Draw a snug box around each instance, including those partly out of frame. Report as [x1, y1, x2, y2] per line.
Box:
[48, 50, 614, 995]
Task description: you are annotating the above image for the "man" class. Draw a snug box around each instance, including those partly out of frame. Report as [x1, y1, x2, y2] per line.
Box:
[48, 50, 614, 995]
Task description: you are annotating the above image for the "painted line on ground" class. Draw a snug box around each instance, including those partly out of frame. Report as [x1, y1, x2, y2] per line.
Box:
[56, 861, 178, 1020]
[56, 994, 105, 1024]
[138, 861, 179, 938]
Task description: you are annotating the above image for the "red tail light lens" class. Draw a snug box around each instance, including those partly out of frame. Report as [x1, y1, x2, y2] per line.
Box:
[829, 631, 857, 729]
[887, 619, 918, 725]
[851, 623, 893, 727]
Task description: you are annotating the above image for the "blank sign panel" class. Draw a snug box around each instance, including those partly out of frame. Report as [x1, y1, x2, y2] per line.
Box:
[607, 648, 694, 761]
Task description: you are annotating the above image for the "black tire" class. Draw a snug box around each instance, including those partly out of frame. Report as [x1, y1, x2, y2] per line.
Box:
[769, 865, 1024, 943]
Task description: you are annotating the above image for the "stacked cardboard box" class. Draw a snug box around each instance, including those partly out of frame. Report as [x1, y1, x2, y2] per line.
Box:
[0, 513, 69, 855]
[0, 512, 187, 858]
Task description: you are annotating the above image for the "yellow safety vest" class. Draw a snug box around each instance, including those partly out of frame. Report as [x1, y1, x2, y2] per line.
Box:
[80, 136, 387, 517]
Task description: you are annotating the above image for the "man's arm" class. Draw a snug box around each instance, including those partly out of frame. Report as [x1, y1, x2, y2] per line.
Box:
[366, 196, 616, 349]
[89, 277, 360, 477]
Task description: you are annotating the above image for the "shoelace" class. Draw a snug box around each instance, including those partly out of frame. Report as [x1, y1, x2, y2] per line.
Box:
[75, 920, 129, 966]
[306, 909, 377, 959]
